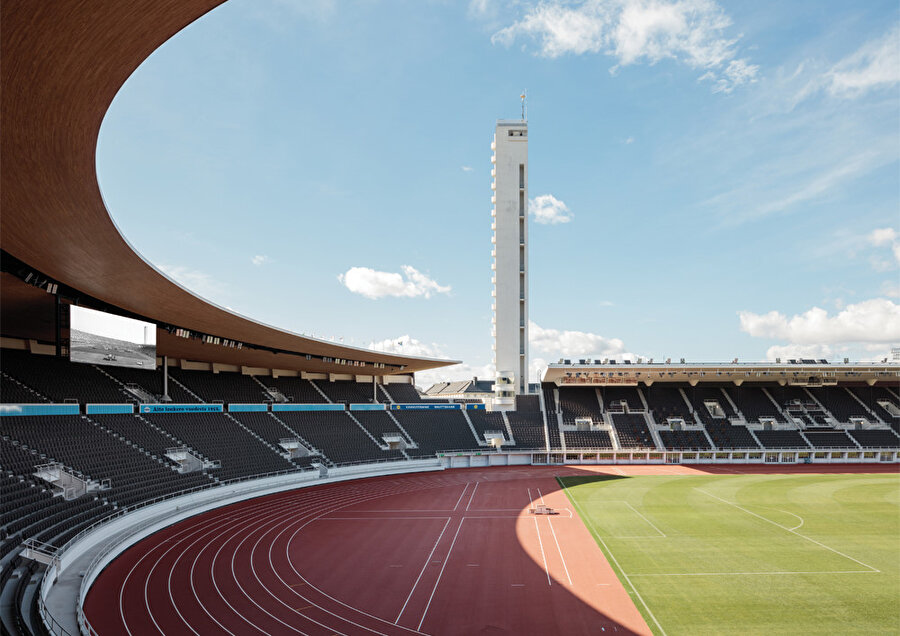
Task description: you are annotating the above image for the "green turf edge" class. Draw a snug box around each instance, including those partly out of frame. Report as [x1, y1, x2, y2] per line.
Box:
[556, 475, 667, 636]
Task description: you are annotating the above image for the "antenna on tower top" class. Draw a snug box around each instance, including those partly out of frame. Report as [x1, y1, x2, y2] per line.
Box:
[520, 91, 527, 121]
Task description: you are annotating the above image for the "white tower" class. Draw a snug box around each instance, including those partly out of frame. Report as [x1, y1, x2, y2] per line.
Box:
[491, 117, 528, 409]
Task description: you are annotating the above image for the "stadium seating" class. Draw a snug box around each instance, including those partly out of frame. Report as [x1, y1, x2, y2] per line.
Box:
[101, 365, 199, 403]
[803, 430, 857, 448]
[610, 413, 654, 448]
[541, 383, 557, 414]
[505, 412, 546, 449]
[806, 387, 871, 423]
[467, 411, 509, 442]
[381, 383, 422, 403]
[754, 430, 810, 449]
[557, 387, 603, 423]
[144, 413, 299, 480]
[168, 369, 273, 404]
[263, 376, 329, 403]
[391, 411, 482, 457]
[313, 380, 381, 404]
[644, 385, 694, 422]
[848, 429, 900, 448]
[515, 394, 540, 412]
[264, 411, 401, 465]
[563, 430, 613, 449]
[723, 385, 786, 423]
[2, 350, 131, 404]
[703, 421, 760, 449]
[846, 386, 899, 424]
[658, 430, 712, 450]
[599, 386, 643, 411]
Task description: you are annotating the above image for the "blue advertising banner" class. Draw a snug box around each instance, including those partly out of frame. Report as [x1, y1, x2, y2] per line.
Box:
[464, 403, 486, 411]
[86, 404, 135, 415]
[228, 404, 269, 413]
[349, 404, 387, 411]
[390, 403, 462, 411]
[139, 404, 223, 414]
[272, 404, 345, 412]
[0, 404, 80, 417]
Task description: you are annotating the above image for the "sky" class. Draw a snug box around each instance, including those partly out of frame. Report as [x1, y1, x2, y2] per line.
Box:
[96, 0, 900, 388]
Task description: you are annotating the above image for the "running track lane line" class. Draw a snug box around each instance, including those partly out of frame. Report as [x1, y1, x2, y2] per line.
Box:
[695, 488, 880, 573]
[416, 517, 466, 631]
[563, 479, 669, 636]
[395, 517, 452, 623]
[465, 482, 479, 511]
[537, 489, 573, 586]
[532, 516, 552, 586]
[452, 482, 470, 511]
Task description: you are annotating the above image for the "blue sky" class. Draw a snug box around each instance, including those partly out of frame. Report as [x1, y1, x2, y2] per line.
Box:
[96, 0, 900, 386]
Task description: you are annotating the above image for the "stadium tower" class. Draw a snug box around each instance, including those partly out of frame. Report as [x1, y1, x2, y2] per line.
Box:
[491, 114, 528, 409]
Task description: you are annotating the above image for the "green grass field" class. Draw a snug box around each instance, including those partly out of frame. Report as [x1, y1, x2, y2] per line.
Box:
[558, 472, 900, 635]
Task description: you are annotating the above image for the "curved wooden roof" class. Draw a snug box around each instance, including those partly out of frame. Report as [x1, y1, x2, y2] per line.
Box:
[0, 1, 455, 374]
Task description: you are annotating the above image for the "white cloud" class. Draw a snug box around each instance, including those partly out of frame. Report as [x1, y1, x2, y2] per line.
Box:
[368, 335, 493, 388]
[251, 254, 270, 266]
[461, 165, 474, 172]
[339, 265, 451, 300]
[158, 264, 227, 301]
[492, 0, 757, 92]
[763, 343, 833, 362]
[529, 320, 626, 357]
[623, 136, 635, 144]
[530, 194, 574, 224]
[827, 24, 900, 98]
[882, 281, 900, 299]
[739, 298, 900, 345]
[869, 227, 898, 246]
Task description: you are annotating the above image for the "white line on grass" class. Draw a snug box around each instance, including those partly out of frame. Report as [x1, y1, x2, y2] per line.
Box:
[563, 481, 668, 636]
[629, 570, 877, 576]
[622, 502, 666, 537]
[695, 488, 880, 573]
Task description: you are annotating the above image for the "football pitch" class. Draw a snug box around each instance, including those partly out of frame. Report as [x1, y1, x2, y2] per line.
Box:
[558, 472, 900, 635]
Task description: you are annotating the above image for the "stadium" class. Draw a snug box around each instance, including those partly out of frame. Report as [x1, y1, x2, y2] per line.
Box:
[1, 2, 898, 635]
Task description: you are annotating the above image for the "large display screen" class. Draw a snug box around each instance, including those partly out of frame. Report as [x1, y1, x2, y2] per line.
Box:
[69, 306, 156, 369]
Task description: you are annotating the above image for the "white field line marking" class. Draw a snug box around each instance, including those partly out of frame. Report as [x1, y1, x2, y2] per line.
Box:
[452, 483, 470, 511]
[417, 518, 465, 631]
[629, 570, 877, 576]
[622, 502, 666, 537]
[396, 517, 452, 623]
[465, 482, 479, 511]
[533, 516, 552, 586]
[613, 467, 628, 476]
[567, 487, 668, 636]
[695, 488, 880, 573]
[537, 488, 547, 506]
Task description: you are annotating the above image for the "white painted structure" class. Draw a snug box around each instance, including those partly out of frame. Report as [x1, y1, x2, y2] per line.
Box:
[491, 119, 529, 408]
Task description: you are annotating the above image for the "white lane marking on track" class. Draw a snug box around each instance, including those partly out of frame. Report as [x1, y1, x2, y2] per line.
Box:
[417, 518, 466, 631]
[465, 482, 479, 511]
[396, 517, 452, 623]
[452, 482, 470, 511]
[566, 485, 669, 636]
[533, 516, 552, 586]
[276, 478, 468, 635]
[695, 488, 880, 572]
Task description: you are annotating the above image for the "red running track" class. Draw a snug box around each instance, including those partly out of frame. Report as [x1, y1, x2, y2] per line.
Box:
[83, 464, 898, 635]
